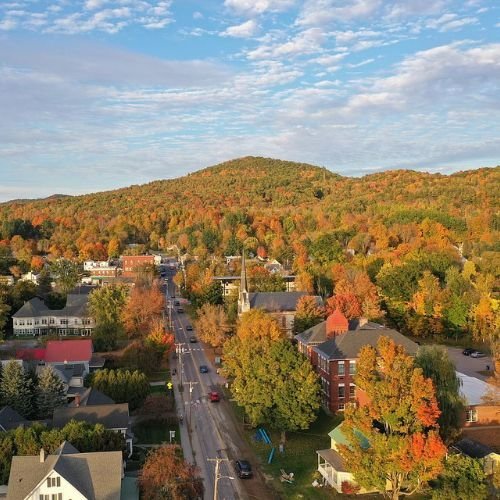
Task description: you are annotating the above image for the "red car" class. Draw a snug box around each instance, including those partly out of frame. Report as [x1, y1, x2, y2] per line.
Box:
[209, 391, 220, 402]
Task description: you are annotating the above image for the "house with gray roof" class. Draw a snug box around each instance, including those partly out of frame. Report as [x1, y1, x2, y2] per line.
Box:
[0, 406, 30, 432]
[7, 441, 124, 500]
[237, 252, 322, 336]
[52, 404, 132, 456]
[12, 294, 95, 337]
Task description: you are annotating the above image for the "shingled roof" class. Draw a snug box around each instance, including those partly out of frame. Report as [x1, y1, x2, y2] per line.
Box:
[0, 406, 30, 431]
[12, 294, 91, 319]
[314, 328, 418, 360]
[7, 441, 122, 500]
[53, 403, 129, 430]
[249, 291, 322, 312]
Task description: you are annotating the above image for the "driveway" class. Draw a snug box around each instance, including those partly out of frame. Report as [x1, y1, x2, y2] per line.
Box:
[443, 347, 493, 381]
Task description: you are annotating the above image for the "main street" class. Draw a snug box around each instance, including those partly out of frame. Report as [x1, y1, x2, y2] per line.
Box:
[163, 265, 243, 500]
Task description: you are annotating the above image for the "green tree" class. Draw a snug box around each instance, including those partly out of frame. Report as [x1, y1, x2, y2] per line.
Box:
[0, 299, 11, 339]
[50, 259, 80, 295]
[431, 454, 487, 500]
[415, 346, 465, 443]
[36, 365, 67, 418]
[88, 285, 128, 326]
[224, 336, 320, 442]
[338, 337, 446, 499]
[0, 361, 35, 418]
[92, 323, 119, 352]
[36, 267, 53, 300]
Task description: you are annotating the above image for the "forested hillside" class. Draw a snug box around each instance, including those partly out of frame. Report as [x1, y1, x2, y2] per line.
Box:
[0, 157, 498, 351]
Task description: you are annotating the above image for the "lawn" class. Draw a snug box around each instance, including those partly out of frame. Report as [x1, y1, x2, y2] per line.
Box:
[235, 404, 344, 500]
[133, 420, 178, 445]
[147, 368, 170, 382]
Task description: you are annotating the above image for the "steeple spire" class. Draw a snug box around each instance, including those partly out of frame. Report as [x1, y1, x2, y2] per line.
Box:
[238, 251, 250, 314]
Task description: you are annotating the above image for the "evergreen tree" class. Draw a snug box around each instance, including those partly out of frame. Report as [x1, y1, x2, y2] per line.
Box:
[36, 365, 66, 419]
[0, 361, 34, 418]
[36, 267, 53, 300]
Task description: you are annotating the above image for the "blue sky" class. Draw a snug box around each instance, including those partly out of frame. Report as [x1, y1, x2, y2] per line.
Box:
[0, 0, 499, 201]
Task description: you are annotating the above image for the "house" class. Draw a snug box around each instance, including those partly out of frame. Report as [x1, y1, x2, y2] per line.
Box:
[7, 441, 124, 500]
[68, 387, 115, 407]
[0, 275, 14, 286]
[237, 252, 321, 336]
[83, 260, 121, 278]
[317, 423, 371, 493]
[457, 372, 500, 448]
[19, 271, 39, 284]
[452, 438, 500, 475]
[121, 255, 155, 277]
[0, 406, 30, 431]
[296, 310, 418, 413]
[52, 404, 132, 456]
[12, 294, 95, 337]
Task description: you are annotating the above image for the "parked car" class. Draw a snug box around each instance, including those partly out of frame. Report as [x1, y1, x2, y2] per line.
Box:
[235, 460, 253, 479]
[209, 391, 220, 402]
[186, 325, 193, 331]
[189, 336, 197, 343]
[174, 300, 180, 306]
[463, 348, 475, 356]
[470, 350, 486, 358]
[199, 365, 209, 373]
[176, 308, 184, 313]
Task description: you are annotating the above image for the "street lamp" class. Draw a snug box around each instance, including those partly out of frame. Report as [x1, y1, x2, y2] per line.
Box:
[208, 456, 234, 500]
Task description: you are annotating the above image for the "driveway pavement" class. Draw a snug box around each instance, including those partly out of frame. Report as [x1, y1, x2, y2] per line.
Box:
[443, 347, 493, 380]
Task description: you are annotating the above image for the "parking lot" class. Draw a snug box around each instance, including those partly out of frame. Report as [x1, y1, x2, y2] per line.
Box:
[444, 347, 493, 380]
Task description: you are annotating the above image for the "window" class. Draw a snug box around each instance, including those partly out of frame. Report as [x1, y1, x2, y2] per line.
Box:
[42, 319, 48, 325]
[466, 409, 478, 423]
[349, 384, 356, 398]
[338, 384, 345, 399]
[47, 476, 61, 487]
[51, 494, 62, 500]
[349, 360, 356, 375]
[338, 403, 345, 411]
[60, 319, 68, 325]
[50, 318, 55, 324]
[338, 361, 345, 376]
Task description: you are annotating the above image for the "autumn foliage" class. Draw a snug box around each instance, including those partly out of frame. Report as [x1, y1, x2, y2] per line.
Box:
[339, 337, 446, 499]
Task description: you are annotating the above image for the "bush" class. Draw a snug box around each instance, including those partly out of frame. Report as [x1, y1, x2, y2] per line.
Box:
[341, 481, 360, 494]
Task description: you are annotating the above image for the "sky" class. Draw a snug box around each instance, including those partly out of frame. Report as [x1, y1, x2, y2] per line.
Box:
[0, 0, 499, 201]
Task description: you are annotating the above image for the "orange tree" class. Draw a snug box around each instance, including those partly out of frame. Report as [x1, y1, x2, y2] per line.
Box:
[138, 445, 203, 500]
[339, 337, 446, 499]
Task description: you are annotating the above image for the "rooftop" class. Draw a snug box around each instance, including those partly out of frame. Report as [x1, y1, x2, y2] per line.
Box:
[457, 372, 496, 406]
[45, 339, 93, 363]
[53, 403, 129, 430]
[249, 291, 322, 312]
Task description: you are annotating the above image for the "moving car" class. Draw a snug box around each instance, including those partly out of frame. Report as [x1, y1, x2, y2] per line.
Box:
[199, 365, 209, 373]
[470, 350, 486, 358]
[462, 348, 474, 356]
[189, 336, 197, 343]
[176, 307, 184, 313]
[186, 325, 193, 331]
[235, 460, 253, 479]
[209, 391, 220, 402]
[174, 300, 180, 306]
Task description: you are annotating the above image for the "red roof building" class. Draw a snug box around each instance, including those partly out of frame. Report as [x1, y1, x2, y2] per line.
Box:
[15, 348, 46, 361]
[325, 309, 349, 337]
[45, 339, 93, 364]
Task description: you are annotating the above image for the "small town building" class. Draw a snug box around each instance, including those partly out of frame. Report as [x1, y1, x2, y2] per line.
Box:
[452, 438, 500, 476]
[7, 441, 124, 500]
[121, 255, 155, 277]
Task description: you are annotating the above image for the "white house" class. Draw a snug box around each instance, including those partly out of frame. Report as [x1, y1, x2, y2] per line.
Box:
[7, 441, 124, 500]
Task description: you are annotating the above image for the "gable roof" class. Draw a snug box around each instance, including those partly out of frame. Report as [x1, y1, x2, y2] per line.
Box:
[314, 328, 418, 360]
[45, 339, 93, 363]
[16, 348, 46, 361]
[329, 423, 370, 450]
[12, 297, 48, 318]
[52, 403, 129, 430]
[7, 444, 122, 500]
[249, 291, 322, 312]
[0, 406, 30, 431]
[68, 387, 115, 407]
[457, 372, 495, 406]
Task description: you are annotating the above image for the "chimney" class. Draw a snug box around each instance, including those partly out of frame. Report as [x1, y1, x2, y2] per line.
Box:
[326, 309, 349, 339]
[75, 394, 81, 407]
[40, 448, 46, 463]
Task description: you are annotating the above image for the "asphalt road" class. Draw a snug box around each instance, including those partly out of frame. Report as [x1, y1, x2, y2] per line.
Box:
[163, 267, 244, 500]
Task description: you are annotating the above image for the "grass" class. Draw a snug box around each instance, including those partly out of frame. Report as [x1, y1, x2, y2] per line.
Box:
[147, 368, 170, 382]
[150, 384, 167, 394]
[133, 420, 178, 445]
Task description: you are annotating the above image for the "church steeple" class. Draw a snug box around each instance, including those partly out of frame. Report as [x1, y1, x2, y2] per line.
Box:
[238, 251, 250, 314]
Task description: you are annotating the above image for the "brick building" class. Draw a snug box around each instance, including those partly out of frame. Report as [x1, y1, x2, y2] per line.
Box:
[296, 310, 418, 413]
[121, 255, 155, 277]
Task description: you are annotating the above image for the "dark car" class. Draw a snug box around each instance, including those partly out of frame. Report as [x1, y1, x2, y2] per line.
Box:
[463, 348, 474, 356]
[470, 350, 486, 358]
[174, 300, 180, 306]
[189, 336, 197, 343]
[235, 460, 253, 479]
[186, 325, 193, 331]
[199, 365, 209, 373]
[176, 308, 184, 314]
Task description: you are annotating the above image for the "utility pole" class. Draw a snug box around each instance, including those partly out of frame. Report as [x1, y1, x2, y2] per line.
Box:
[208, 456, 233, 500]
[184, 381, 198, 432]
[175, 343, 185, 387]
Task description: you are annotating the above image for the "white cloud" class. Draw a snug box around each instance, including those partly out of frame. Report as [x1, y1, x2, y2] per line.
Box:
[297, 0, 382, 26]
[224, 0, 295, 16]
[0, 18, 17, 30]
[221, 19, 258, 38]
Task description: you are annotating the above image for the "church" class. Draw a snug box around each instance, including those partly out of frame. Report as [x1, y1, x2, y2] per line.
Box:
[238, 252, 323, 337]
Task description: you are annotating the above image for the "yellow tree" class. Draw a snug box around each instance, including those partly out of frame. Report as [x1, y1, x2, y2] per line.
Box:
[236, 309, 284, 342]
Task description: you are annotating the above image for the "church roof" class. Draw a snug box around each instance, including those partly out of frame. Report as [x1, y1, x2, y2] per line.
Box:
[249, 292, 322, 312]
